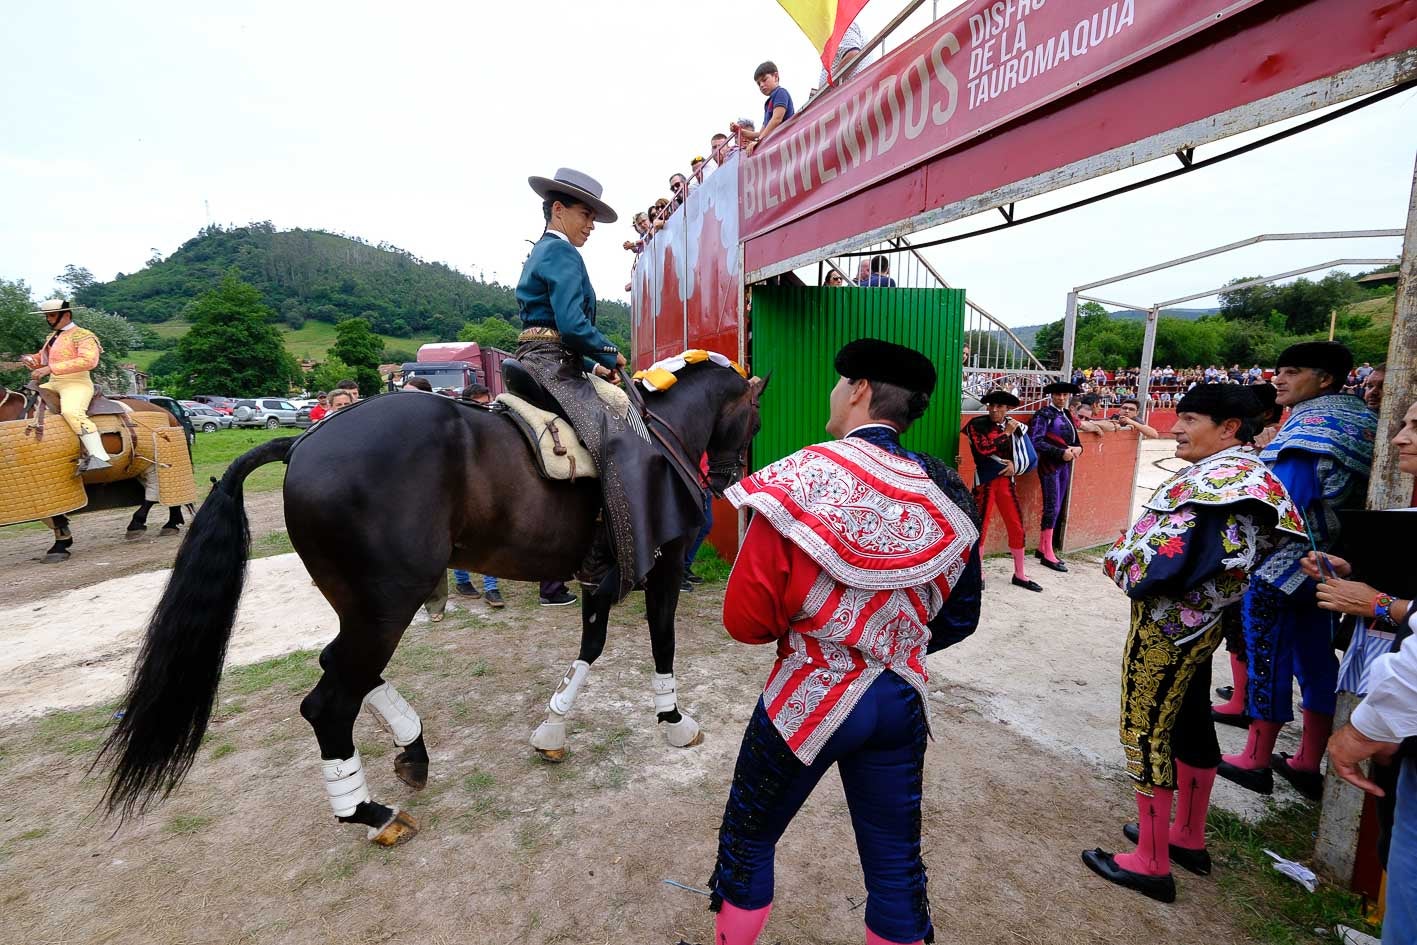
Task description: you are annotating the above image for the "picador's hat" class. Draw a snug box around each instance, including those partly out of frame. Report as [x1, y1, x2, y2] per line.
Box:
[980, 390, 1021, 407]
[1042, 380, 1080, 395]
[1276, 341, 1353, 383]
[30, 298, 73, 316]
[529, 168, 618, 223]
[834, 339, 936, 395]
[1176, 384, 1261, 420]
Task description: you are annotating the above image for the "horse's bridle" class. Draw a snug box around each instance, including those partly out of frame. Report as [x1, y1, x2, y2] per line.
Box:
[624, 370, 756, 501]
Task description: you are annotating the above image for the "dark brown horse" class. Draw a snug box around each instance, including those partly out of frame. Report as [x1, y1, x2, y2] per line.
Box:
[98, 361, 766, 846]
[0, 384, 188, 559]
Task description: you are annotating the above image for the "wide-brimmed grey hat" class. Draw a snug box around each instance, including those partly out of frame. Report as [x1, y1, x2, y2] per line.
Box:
[528, 168, 618, 223]
[30, 298, 73, 316]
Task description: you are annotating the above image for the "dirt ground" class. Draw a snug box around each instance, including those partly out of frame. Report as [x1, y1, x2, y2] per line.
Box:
[0, 444, 1303, 944]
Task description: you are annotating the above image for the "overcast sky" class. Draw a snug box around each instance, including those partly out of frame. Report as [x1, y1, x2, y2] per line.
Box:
[3, 1, 1414, 330]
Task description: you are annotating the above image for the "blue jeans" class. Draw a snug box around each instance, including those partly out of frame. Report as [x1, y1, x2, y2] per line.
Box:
[685, 491, 714, 568]
[709, 672, 931, 943]
[451, 569, 498, 592]
[1386, 757, 1417, 944]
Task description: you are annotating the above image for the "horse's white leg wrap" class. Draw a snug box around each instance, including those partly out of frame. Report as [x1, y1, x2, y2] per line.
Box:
[548, 659, 590, 716]
[653, 672, 701, 748]
[364, 682, 422, 747]
[531, 660, 590, 753]
[322, 751, 371, 817]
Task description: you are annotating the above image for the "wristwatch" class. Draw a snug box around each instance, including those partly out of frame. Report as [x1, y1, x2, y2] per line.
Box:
[1374, 594, 1398, 625]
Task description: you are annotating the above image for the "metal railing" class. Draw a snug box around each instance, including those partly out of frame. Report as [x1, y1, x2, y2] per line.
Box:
[819, 237, 1059, 409]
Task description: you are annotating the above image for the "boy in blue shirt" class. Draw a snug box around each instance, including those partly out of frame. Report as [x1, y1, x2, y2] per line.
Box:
[735, 61, 793, 154]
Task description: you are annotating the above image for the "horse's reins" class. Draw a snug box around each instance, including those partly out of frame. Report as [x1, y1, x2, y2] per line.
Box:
[622, 368, 747, 500]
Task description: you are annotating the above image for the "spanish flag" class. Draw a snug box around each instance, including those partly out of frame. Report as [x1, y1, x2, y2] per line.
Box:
[776, 0, 870, 82]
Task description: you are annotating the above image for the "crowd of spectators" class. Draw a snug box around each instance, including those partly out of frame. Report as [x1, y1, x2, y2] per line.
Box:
[1060, 360, 1385, 410]
[624, 25, 873, 270]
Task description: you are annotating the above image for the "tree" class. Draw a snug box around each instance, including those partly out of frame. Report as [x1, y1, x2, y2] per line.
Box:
[331, 317, 382, 371]
[458, 317, 519, 352]
[0, 278, 38, 388]
[307, 355, 353, 394]
[56, 264, 96, 295]
[174, 271, 302, 397]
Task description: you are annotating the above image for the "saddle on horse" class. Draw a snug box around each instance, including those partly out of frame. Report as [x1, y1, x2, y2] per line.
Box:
[491, 359, 639, 482]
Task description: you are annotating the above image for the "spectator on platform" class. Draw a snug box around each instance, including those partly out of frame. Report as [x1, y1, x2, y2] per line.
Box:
[1075, 395, 1117, 433]
[824, 269, 848, 286]
[1364, 364, 1386, 411]
[403, 376, 433, 392]
[669, 173, 689, 211]
[735, 61, 794, 154]
[706, 133, 731, 177]
[814, 19, 867, 93]
[859, 255, 896, 287]
[690, 155, 707, 181]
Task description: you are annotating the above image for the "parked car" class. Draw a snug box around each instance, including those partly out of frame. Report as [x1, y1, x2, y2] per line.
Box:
[231, 398, 302, 428]
[295, 405, 314, 429]
[125, 393, 196, 448]
[191, 394, 239, 415]
[183, 403, 235, 433]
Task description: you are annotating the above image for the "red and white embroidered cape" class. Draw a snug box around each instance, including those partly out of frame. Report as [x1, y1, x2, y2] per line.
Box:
[723, 439, 978, 763]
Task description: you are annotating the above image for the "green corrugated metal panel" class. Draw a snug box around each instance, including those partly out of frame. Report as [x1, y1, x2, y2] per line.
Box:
[750, 286, 966, 471]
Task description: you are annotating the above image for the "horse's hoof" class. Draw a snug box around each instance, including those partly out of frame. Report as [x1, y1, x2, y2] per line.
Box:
[368, 809, 419, 847]
[41, 552, 71, 564]
[535, 747, 567, 764]
[159, 526, 180, 537]
[429, 611, 444, 623]
[124, 529, 145, 540]
[660, 713, 704, 749]
[394, 758, 429, 791]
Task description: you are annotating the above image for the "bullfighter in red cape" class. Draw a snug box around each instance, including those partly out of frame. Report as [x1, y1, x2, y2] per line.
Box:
[707, 339, 982, 945]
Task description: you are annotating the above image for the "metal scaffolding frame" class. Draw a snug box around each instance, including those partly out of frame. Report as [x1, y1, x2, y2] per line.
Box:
[1061, 230, 1403, 415]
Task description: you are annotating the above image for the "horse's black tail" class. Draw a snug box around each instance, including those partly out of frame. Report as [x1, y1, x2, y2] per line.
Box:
[97, 436, 297, 820]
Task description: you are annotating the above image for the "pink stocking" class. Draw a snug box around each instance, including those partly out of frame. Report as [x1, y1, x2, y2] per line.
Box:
[1009, 546, 1028, 580]
[1114, 787, 1173, 876]
[1222, 719, 1282, 770]
[1039, 528, 1058, 562]
[1288, 709, 1333, 772]
[1213, 652, 1248, 714]
[1171, 762, 1218, 851]
[866, 928, 924, 945]
[715, 901, 771, 945]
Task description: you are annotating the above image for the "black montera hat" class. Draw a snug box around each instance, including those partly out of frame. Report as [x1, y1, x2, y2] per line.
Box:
[1276, 341, 1353, 383]
[834, 339, 936, 395]
[1176, 384, 1261, 420]
[980, 390, 1021, 407]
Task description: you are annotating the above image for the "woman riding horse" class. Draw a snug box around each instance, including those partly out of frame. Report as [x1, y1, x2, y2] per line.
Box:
[516, 167, 702, 602]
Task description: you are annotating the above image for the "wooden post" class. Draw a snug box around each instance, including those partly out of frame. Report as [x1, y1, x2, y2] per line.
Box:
[1315, 150, 1417, 884]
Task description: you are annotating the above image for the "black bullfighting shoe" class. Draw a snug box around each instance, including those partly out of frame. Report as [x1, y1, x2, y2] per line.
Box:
[1210, 707, 1252, 729]
[1081, 849, 1176, 903]
[1035, 550, 1068, 572]
[1215, 685, 1234, 701]
[1271, 753, 1324, 802]
[1122, 823, 1212, 876]
[1011, 576, 1043, 592]
[1217, 760, 1274, 795]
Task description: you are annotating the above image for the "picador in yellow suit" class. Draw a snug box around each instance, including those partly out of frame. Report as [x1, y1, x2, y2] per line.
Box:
[22, 299, 111, 471]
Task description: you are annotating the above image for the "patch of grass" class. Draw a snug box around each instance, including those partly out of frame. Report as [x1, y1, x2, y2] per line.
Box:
[164, 813, 214, 835]
[469, 659, 490, 677]
[208, 740, 236, 760]
[690, 543, 732, 583]
[1210, 802, 1378, 944]
[463, 770, 496, 793]
[191, 426, 294, 495]
[36, 703, 118, 754]
[248, 530, 294, 559]
[390, 642, 449, 675]
[16, 828, 47, 842]
[223, 649, 321, 696]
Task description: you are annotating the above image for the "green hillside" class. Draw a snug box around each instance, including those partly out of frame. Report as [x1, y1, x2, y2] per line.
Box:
[77, 222, 629, 349]
[126, 320, 442, 371]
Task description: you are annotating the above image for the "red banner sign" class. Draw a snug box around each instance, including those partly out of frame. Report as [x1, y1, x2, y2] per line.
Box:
[740, 0, 1265, 238]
